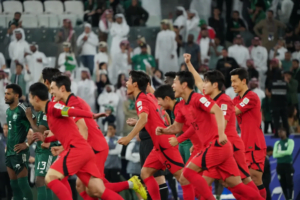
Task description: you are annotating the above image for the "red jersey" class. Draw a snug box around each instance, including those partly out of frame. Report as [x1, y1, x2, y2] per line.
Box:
[173, 100, 202, 151]
[45, 101, 90, 150]
[233, 90, 266, 151]
[175, 92, 218, 147]
[65, 94, 107, 152]
[136, 92, 174, 150]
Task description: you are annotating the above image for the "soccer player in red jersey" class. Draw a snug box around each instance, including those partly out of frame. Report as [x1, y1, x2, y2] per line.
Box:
[230, 68, 267, 199]
[28, 82, 123, 200]
[118, 71, 195, 200]
[156, 71, 265, 200]
[50, 75, 147, 199]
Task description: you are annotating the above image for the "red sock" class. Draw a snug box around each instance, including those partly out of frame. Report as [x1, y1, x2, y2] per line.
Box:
[47, 179, 73, 200]
[182, 184, 195, 200]
[143, 176, 160, 200]
[228, 186, 244, 199]
[182, 168, 214, 200]
[246, 181, 259, 192]
[79, 191, 97, 200]
[101, 188, 124, 200]
[230, 183, 265, 200]
[258, 185, 266, 199]
[104, 181, 129, 193]
[61, 177, 72, 195]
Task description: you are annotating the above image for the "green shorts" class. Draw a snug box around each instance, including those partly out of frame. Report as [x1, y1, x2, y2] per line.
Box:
[6, 152, 30, 175]
[35, 153, 57, 177]
[179, 140, 193, 164]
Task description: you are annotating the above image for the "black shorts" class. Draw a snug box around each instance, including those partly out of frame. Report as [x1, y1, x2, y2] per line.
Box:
[140, 138, 165, 177]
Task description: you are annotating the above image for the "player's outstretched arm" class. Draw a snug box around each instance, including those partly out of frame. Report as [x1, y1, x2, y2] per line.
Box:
[156, 121, 183, 135]
[184, 53, 204, 92]
[118, 112, 148, 145]
[210, 104, 227, 145]
[52, 105, 93, 118]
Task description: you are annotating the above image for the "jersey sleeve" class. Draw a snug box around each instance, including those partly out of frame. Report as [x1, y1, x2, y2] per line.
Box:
[136, 98, 149, 115]
[175, 109, 185, 123]
[235, 94, 257, 113]
[50, 103, 93, 118]
[177, 126, 194, 143]
[67, 98, 82, 123]
[194, 95, 215, 113]
[218, 99, 232, 121]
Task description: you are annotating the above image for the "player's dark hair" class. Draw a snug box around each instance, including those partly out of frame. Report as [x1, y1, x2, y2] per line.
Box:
[108, 123, 116, 129]
[51, 75, 71, 92]
[204, 70, 225, 91]
[6, 84, 22, 98]
[129, 70, 150, 92]
[176, 71, 195, 89]
[266, 146, 273, 152]
[154, 85, 175, 100]
[42, 68, 61, 83]
[233, 10, 240, 15]
[29, 82, 49, 101]
[230, 68, 249, 84]
[164, 72, 176, 79]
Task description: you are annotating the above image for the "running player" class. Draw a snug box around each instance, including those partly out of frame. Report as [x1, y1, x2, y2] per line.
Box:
[28, 82, 123, 200]
[50, 75, 147, 199]
[118, 71, 195, 200]
[184, 54, 260, 193]
[25, 107, 59, 200]
[231, 68, 267, 199]
[156, 71, 265, 200]
[5, 84, 33, 200]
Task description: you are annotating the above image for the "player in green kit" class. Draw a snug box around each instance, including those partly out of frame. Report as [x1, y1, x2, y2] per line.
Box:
[5, 84, 33, 200]
[26, 108, 59, 200]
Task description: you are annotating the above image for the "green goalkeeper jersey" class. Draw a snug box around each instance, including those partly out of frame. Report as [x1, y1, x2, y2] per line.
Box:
[6, 103, 33, 156]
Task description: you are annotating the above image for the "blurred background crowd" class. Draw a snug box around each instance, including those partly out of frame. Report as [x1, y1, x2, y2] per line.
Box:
[0, 0, 299, 199]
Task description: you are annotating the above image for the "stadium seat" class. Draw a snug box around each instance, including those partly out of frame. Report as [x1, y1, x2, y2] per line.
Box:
[3, 1, 23, 13]
[0, 15, 6, 28]
[46, 57, 56, 68]
[38, 14, 60, 28]
[64, 1, 84, 15]
[24, 1, 44, 14]
[44, 1, 64, 14]
[146, 15, 161, 27]
[0, 3, 2, 14]
[21, 14, 38, 28]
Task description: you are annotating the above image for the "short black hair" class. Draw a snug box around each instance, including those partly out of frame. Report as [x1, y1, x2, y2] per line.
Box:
[222, 48, 228, 52]
[108, 123, 116, 129]
[230, 68, 249, 84]
[204, 70, 225, 90]
[164, 71, 176, 79]
[129, 70, 150, 92]
[267, 146, 273, 152]
[29, 82, 49, 101]
[51, 75, 71, 92]
[14, 12, 21, 16]
[233, 10, 240, 15]
[292, 59, 299, 64]
[6, 84, 22, 98]
[154, 85, 175, 100]
[16, 64, 24, 69]
[268, 10, 274, 15]
[42, 68, 61, 83]
[176, 71, 195, 89]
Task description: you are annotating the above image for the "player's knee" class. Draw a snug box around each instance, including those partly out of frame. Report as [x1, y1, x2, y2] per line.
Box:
[35, 176, 46, 187]
[140, 168, 150, 180]
[76, 178, 85, 193]
[86, 184, 105, 197]
[45, 174, 58, 185]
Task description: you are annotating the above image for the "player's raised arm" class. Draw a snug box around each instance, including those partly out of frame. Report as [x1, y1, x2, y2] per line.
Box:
[118, 112, 148, 145]
[156, 121, 183, 135]
[184, 53, 204, 92]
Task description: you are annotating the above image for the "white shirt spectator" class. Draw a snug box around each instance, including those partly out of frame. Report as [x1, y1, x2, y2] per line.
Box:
[58, 52, 78, 73]
[225, 87, 236, 100]
[269, 46, 288, 60]
[125, 138, 141, 175]
[8, 28, 30, 73]
[110, 14, 130, 60]
[99, 9, 113, 34]
[278, 0, 294, 24]
[251, 44, 268, 89]
[252, 88, 265, 102]
[189, 0, 211, 22]
[97, 85, 119, 114]
[77, 23, 98, 56]
[77, 68, 97, 112]
[0, 53, 6, 69]
[228, 44, 250, 68]
[292, 50, 300, 62]
[187, 9, 200, 34]
[174, 6, 187, 40]
[155, 25, 178, 74]
[199, 37, 211, 65]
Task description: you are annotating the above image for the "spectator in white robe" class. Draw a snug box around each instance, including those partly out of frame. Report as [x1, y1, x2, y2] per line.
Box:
[64, 71, 78, 95]
[199, 29, 212, 65]
[269, 38, 288, 60]
[173, 6, 187, 41]
[187, 9, 200, 37]
[25, 42, 48, 91]
[249, 78, 265, 102]
[77, 23, 99, 75]
[250, 37, 268, 90]
[228, 35, 250, 68]
[292, 42, 300, 62]
[110, 14, 130, 61]
[133, 35, 151, 56]
[77, 68, 97, 112]
[189, 0, 211, 23]
[97, 84, 119, 115]
[0, 52, 6, 69]
[99, 9, 113, 34]
[58, 42, 78, 78]
[94, 41, 110, 75]
[0, 70, 9, 125]
[115, 73, 127, 134]
[110, 40, 131, 84]
[277, 0, 294, 24]
[155, 20, 178, 74]
[8, 28, 30, 74]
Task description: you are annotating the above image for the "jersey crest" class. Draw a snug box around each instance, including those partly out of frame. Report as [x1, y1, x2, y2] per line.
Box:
[54, 103, 65, 109]
[243, 98, 249, 104]
[12, 113, 18, 120]
[221, 104, 227, 110]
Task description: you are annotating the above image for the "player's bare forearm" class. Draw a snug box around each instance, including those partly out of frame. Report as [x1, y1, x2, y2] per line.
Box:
[210, 104, 225, 136]
[162, 122, 183, 135]
[127, 113, 148, 140]
[184, 54, 203, 92]
[235, 106, 242, 115]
